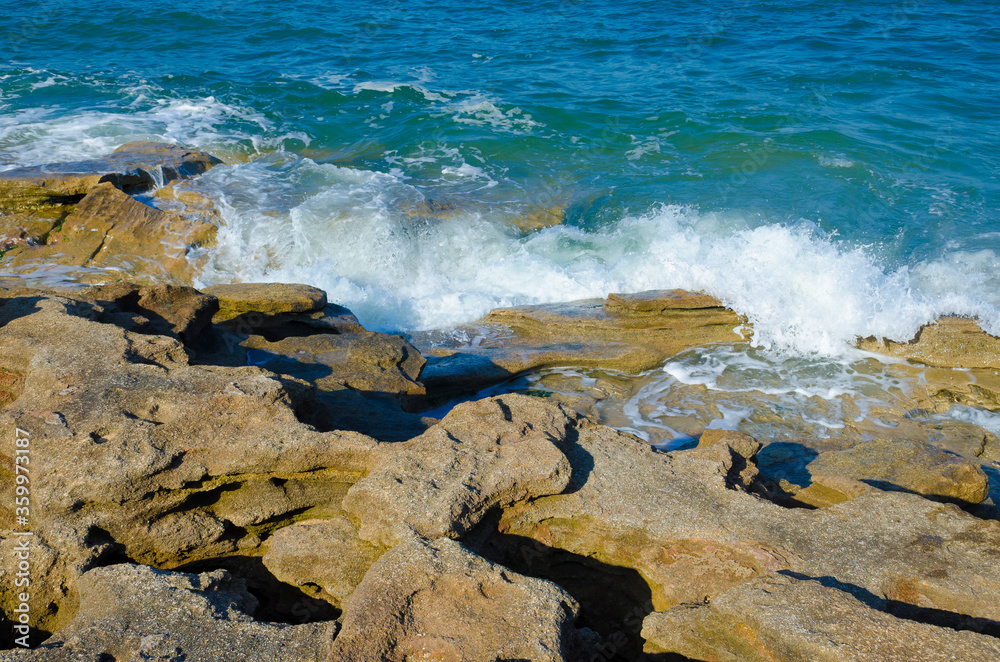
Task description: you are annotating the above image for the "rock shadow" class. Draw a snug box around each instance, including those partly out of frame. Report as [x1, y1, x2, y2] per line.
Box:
[480, 532, 656, 661]
[176, 555, 339, 625]
[778, 570, 1000, 638]
[754, 441, 819, 508]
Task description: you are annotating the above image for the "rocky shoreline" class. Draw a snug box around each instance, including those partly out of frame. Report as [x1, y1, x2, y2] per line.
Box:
[2, 145, 1000, 660]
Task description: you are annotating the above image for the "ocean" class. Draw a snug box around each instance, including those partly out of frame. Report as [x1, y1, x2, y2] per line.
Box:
[3, 0, 999, 440]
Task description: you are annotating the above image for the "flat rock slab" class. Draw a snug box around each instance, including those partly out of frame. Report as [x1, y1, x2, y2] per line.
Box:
[0, 564, 335, 661]
[0, 141, 222, 196]
[413, 289, 747, 401]
[203, 282, 328, 321]
[859, 316, 1000, 369]
[330, 537, 583, 662]
[642, 573, 1000, 661]
[807, 437, 989, 504]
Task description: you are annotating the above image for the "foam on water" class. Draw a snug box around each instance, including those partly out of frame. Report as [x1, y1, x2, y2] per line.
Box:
[0, 79, 291, 167]
[191, 160, 1000, 357]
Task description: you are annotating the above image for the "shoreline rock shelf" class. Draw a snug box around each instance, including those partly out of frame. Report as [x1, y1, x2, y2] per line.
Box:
[3, 144, 1000, 659]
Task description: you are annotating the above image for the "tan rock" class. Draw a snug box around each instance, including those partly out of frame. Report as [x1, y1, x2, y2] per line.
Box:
[329, 537, 584, 662]
[859, 316, 1000, 369]
[499, 423, 1000, 625]
[0, 564, 335, 661]
[414, 290, 748, 400]
[807, 437, 990, 504]
[82, 281, 219, 342]
[242, 332, 425, 406]
[203, 282, 328, 322]
[642, 573, 1000, 661]
[2, 182, 216, 284]
[262, 517, 383, 609]
[0, 141, 222, 197]
[0, 291, 376, 632]
[342, 395, 575, 548]
[0, 182, 78, 249]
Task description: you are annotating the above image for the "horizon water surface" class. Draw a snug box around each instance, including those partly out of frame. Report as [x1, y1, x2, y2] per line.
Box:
[2, 0, 999, 439]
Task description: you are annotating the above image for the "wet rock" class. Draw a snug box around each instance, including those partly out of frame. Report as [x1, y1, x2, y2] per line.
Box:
[82, 281, 219, 342]
[342, 395, 575, 548]
[0, 564, 335, 661]
[642, 573, 1000, 661]
[807, 437, 989, 504]
[1, 182, 216, 284]
[413, 289, 747, 401]
[242, 332, 426, 406]
[203, 283, 328, 322]
[329, 537, 584, 662]
[262, 517, 383, 610]
[499, 423, 1000, 627]
[0, 141, 222, 197]
[859, 316, 1000, 369]
[0, 182, 78, 250]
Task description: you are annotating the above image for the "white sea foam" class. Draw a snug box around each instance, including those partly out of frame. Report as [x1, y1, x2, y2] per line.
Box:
[451, 97, 539, 133]
[190, 157, 1000, 356]
[0, 95, 282, 167]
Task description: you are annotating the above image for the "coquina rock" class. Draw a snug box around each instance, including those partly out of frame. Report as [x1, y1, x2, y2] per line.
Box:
[0, 141, 222, 197]
[342, 395, 575, 548]
[497, 422, 1000, 634]
[262, 517, 384, 610]
[413, 289, 748, 401]
[0, 142, 222, 285]
[859, 316, 1000, 369]
[328, 537, 587, 662]
[641, 573, 1000, 661]
[0, 290, 376, 633]
[0, 564, 335, 661]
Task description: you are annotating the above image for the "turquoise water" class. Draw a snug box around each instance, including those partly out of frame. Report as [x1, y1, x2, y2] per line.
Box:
[2, 0, 999, 354]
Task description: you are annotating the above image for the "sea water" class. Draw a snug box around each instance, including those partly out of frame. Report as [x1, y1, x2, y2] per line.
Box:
[2, 0, 998, 438]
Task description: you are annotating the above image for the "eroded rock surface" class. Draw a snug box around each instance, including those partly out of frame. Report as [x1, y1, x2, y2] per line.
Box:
[0, 564, 335, 661]
[499, 422, 1000, 629]
[0, 290, 375, 633]
[0, 142, 222, 285]
[262, 517, 383, 610]
[2, 182, 216, 284]
[329, 537, 585, 662]
[343, 395, 575, 548]
[414, 289, 748, 400]
[0, 141, 222, 197]
[642, 573, 1000, 662]
[860, 316, 1000, 369]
